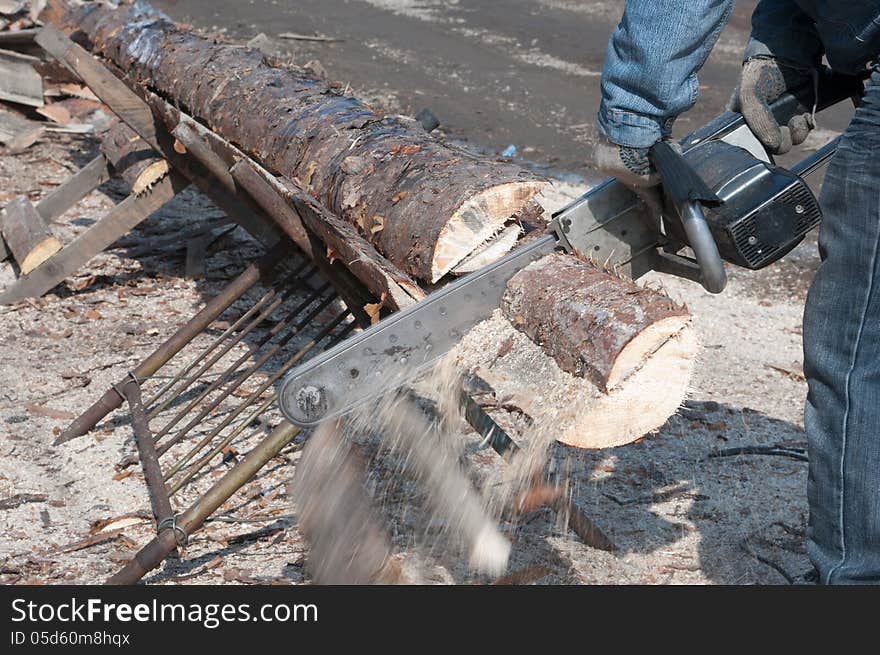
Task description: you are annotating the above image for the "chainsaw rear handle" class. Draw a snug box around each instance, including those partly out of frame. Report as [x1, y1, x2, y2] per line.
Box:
[650, 141, 727, 293]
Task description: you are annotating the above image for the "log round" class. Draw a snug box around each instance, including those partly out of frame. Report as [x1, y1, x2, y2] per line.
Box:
[453, 254, 698, 450]
[98, 121, 169, 196]
[43, 0, 545, 283]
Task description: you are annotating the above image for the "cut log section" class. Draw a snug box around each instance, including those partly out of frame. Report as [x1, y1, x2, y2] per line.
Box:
[42, 0, 546, 283]
[503, 253, 691, 392]
[453, 254, 697, 450]
[0, 196, 62, 275]
[98, 121, 169, 196]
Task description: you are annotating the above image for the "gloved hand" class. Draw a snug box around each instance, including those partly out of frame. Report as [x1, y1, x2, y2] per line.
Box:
[594, 134, 660, 188]
[595, 134, 677, 215]
[729, 57, 816, 155]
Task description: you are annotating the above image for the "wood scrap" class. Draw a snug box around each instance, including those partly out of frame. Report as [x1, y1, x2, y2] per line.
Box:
[0, 195, 62, 274]
[0, 47, 42, 107]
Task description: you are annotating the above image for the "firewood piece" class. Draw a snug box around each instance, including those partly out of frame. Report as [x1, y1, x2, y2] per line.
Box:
[41, 1, 546, 282]
[0, 106, 43, 153]
[98, 121, 169, 196]
[503, 253, 691, 392]
[0, 196, 62, 274]
[453, 254, 698, 450]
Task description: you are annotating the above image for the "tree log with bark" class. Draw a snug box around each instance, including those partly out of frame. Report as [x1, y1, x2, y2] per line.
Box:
[41, 0, 545, 284]
[454, 254, 697, 449]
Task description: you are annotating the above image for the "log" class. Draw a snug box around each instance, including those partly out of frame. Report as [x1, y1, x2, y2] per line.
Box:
[0, 196, 62, 275]
[503, 253, 691, 393]
[98, 120, 169, 196]
[453, 254, 698, 450]
[41, 0, 546, 283]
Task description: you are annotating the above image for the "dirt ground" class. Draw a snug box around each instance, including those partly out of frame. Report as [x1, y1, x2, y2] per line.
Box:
[0, 0, 846, 585]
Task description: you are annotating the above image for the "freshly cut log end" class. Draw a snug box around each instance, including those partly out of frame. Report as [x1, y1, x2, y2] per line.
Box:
[454, 310, 697, 449]
[19, 237, 63, 275]
[1, 196, 62, 275]
[503, 253, 690, 392]
[432, 181, 544, 281]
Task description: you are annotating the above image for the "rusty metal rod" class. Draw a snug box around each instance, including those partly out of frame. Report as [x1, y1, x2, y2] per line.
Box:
[154, 291, 338, 456]
[164, 312, 353, 492]
[105, 421, 300, 585]
[145, 263, 315, 419]
[149, 283, 335, 448]
[122, 378, 175, 527]
[143, 261, 311, 412]
[149, 281, 332, 445]
[55, 243, 289, 446]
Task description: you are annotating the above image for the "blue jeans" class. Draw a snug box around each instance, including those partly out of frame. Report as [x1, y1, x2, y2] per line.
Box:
[598, 1, 880, 148]
[803, 66, 880, 584]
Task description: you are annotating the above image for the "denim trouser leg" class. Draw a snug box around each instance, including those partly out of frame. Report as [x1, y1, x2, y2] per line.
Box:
[803, 67, 880, 584]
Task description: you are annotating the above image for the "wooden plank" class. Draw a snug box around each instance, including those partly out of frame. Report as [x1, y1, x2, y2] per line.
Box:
[36, 154, 110, 223]
[0, 28, 39, 46]
[0, 48, 43, 107]
[0, 172, 188, 304]
[34, 24, 157, 147]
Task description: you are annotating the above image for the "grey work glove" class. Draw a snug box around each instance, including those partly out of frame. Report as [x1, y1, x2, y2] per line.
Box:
[594, 134, 668, 216]
[729, 57, 816, 155]
[594, 134, 660, 188]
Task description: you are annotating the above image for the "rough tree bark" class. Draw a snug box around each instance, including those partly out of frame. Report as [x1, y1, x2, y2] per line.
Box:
[42, 0, 545, 283]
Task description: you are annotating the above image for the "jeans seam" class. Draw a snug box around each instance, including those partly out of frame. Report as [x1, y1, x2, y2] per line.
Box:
[825, 178, 880, 585]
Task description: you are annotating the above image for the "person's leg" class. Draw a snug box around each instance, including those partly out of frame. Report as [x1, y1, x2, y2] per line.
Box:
[803, 67, 880, 584]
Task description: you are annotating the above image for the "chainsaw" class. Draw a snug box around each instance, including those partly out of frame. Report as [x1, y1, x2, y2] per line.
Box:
[278, 68, 866, 428]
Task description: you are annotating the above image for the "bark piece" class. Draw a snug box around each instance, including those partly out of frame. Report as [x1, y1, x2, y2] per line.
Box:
[0, 195, 62, 274]
[502, 253, 691, 392]
[0, 105, 43, 152]
[42, 0, 545, 282]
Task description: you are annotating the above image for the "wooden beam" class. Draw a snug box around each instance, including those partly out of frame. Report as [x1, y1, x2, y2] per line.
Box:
[0, 172, 189, 304]
[36, 154, 110, 223]
[35, 24, 156, 146]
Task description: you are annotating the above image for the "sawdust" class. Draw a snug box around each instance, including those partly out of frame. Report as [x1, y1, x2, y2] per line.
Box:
[291, 356, 511, 581]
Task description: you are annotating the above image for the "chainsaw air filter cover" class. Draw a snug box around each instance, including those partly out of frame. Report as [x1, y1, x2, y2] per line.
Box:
[683, 140, 822, 269]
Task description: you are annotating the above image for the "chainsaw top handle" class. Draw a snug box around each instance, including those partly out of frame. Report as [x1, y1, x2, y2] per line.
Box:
[649, 141, 727, 293]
